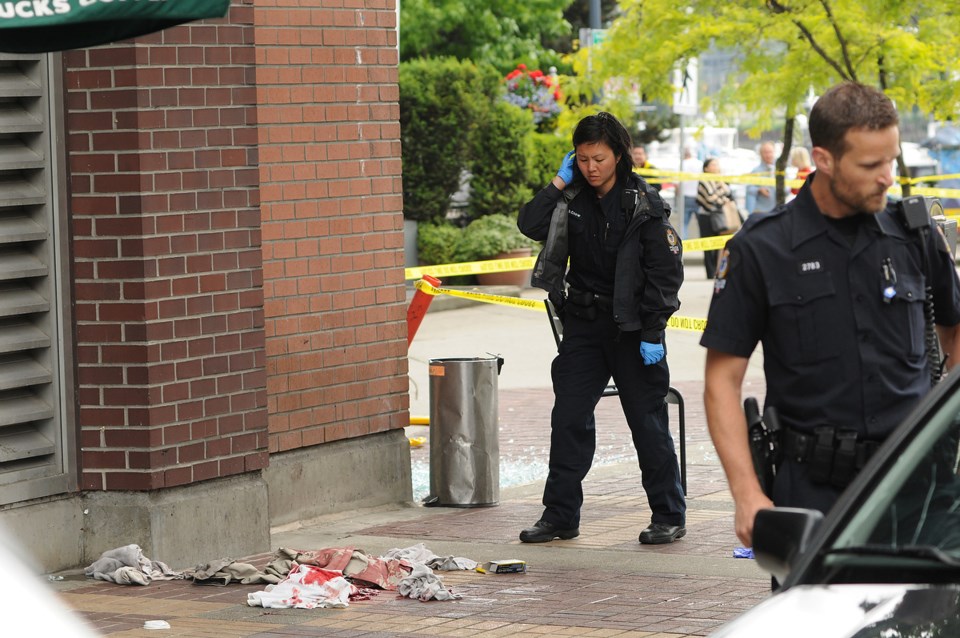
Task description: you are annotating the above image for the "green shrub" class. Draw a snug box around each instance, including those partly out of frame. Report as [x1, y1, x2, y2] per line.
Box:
[467, 100, 535, 220]
[525, 131, 571, 195]
[417, 222, 462, 266]
[454, 214, 539, 263]
[399, 58, 500, 223]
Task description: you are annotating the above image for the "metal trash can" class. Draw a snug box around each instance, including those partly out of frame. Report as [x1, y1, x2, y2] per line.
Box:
[423, 356, 503, 507]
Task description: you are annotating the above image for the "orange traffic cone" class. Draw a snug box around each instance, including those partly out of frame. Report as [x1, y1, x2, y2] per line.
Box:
[407, 275, 442, 345]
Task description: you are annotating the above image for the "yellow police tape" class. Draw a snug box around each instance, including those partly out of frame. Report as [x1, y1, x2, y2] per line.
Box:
[413, 278, 706, 333]
[635, 167, 960, 199]
[679, 235, 732, 253]
[406, 256, 536, 281]
[404, 236, 731, 281]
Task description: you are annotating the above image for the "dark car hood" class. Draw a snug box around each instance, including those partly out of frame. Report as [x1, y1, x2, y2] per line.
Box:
[710, 584, 960, 637]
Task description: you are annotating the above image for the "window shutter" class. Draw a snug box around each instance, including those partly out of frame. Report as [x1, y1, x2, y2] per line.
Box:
[0, 53, 75, 504]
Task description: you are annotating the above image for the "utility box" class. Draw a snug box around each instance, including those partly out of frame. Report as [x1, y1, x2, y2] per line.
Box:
[423, 356, 502, 507]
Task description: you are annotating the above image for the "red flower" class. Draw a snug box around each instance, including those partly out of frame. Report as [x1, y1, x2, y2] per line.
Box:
[502, 63, 563, 125]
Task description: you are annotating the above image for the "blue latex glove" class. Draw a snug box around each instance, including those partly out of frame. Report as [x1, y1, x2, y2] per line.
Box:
[556, 150, 575, 184]
[640, 341, 664, 365]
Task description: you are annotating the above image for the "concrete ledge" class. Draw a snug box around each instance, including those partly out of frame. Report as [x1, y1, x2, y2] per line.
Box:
[81, 473, 270, 570]
[0, 495, 83, 572]
[264, 429, 412, 527]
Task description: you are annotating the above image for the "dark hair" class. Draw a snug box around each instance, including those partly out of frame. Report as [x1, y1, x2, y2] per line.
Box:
[572, 112, 634, 181]
[703, 157, 718, 171]
[808, 83, 899, 158]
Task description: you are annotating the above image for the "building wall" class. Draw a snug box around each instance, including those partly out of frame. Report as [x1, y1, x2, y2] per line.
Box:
[65, 2, 268, 491]
[63, 0, 408, 495]
[0, 0, 411, 571]
[253, 1, 409, 453]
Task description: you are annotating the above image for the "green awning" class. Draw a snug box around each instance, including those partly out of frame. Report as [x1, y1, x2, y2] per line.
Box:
[0, 0, 231, 53]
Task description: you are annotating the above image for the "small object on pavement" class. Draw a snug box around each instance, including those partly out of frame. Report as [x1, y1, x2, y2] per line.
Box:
[733, 547, 754, 559]
[408, 436, 426, 448]
[483, 559, 526, 574]
[144, 620, 171, 630]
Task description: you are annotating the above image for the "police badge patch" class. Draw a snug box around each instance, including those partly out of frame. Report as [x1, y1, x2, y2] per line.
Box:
[665, 228, 680, 255]
[714, 248, 730, 294]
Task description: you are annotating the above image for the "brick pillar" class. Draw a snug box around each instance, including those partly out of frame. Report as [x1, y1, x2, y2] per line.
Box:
[254, 1, 409, 450]
[65, 3, 268, 494]
[254, 0, 411, 523]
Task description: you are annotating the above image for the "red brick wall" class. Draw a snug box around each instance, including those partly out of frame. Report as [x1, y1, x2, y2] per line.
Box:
[66, 2, 269, 491]
[254, 0, 409, 452]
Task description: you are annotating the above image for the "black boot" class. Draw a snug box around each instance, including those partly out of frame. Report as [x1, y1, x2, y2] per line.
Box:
[519, 520, 580, 543]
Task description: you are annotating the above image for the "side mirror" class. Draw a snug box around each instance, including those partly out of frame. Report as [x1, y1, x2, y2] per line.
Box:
[753, 507, 823, 584]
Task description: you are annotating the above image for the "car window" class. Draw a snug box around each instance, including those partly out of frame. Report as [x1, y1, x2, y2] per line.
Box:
[821, 385, 960, 578]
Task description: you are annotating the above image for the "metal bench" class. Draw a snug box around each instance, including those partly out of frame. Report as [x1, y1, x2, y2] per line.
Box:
[544, 298, 687, 495]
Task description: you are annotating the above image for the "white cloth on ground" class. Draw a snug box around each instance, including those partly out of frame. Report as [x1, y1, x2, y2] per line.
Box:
[397, 563, 461, 602]
[381, 543, 478, 571]
[246, 564, 355, 609]
[84, 544, 183, 585]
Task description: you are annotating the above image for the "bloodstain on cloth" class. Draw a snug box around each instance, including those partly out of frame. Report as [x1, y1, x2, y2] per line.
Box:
[247, 564, 356, 609]
[292, 547, 412, 590]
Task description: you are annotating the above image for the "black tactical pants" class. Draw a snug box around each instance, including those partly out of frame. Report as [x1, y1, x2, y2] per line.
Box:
[540, 311, 686, 529]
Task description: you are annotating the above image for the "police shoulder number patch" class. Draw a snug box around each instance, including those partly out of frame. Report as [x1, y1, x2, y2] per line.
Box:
[665, 227, 680, 255]
[714, 248, 730, 294]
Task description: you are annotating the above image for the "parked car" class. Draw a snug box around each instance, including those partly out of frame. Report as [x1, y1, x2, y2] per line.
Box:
[711, 370, 960, 637]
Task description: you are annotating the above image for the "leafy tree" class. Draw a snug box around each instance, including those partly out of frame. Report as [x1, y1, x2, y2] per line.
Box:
[400, 0, 574, 74]
[583, 0, 960, 199]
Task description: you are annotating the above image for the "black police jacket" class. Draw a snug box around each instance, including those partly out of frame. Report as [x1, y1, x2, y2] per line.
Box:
[701, 174, 960, 439]
[518, 172, 683, 342]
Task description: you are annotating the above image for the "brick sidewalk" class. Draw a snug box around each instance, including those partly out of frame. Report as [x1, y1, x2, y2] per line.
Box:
[55, 379, 772, 637]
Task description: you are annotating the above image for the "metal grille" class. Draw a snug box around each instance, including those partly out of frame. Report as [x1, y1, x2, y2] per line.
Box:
[0, 53, 75, 504]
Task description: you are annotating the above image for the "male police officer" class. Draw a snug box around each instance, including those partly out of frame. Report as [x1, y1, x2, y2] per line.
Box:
[701, 82, 960, 548]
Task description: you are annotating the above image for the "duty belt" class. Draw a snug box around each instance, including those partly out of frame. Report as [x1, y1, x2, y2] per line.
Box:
[567, 287, 613, 312]
[781, 425, 880, 490]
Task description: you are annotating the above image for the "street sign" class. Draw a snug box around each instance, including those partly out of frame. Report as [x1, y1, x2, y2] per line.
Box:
[578, 28, 608, 47]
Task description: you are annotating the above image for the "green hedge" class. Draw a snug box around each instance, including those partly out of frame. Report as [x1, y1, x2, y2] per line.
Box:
[416, 222, 462, 266]
[454, 213, 540, 263]
[401, 57, 571, 265]
[525, 131, 571, 195]
[467, 99, 535, 219]
[399, 58, 500, 223]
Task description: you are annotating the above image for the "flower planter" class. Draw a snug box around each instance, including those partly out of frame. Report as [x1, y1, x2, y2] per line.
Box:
[476, 248, 533, 287]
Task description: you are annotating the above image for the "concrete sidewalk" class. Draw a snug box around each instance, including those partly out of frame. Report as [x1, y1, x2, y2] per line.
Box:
[51, 262, 774, 637]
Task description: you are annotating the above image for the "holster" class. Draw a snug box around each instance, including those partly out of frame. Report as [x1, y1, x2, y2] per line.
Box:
[565, 287, 599, 320]
[745, 399, 780, 498]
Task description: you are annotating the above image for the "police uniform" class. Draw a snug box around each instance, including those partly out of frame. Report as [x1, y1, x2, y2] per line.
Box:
[701, 172, 960, 513]
[518, 172, 686, 531]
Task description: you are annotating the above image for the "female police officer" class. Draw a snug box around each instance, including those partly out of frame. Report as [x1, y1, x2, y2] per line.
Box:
[516, 112, 686, 544]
